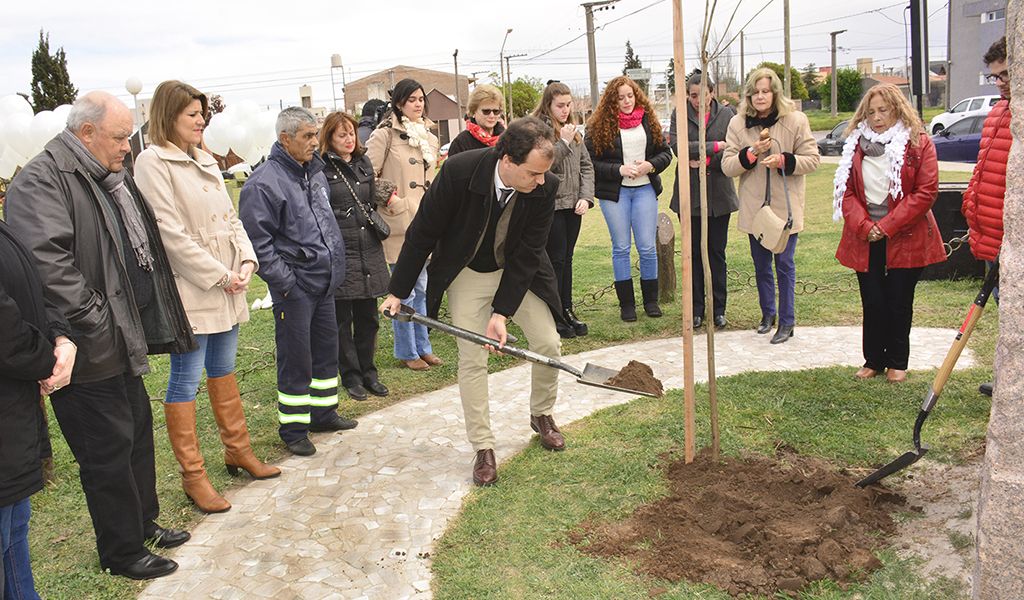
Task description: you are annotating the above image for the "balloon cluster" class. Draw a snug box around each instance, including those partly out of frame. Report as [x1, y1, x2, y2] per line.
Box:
[202, 100, 277, 165]
[0, 95, 72, 180]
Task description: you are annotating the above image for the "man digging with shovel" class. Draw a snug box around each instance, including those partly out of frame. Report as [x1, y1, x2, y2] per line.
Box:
[380, 117, 567, 487]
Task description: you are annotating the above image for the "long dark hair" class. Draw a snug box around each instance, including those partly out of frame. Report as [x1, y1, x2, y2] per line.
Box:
[388, 78, 428, 123]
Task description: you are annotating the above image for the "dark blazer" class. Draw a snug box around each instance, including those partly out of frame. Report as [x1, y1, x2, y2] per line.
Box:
[5, 136, 196, 384]
[323, 152, 390, 300]
[0, 220, 70, 506]
[585, 113, 673, 201]
[669, 101, 740, 217]
[388, 147, 563, 320]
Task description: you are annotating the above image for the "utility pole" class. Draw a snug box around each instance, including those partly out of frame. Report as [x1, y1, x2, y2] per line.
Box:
[783, 0, 791, 98]
[453, 49, 463, 131]
[499, 28, 513, 117]
[582, 1, 619, 112]
[505, 53, 526, 117]
[740, 30, 745, 86]
[830, 29, 846, 117]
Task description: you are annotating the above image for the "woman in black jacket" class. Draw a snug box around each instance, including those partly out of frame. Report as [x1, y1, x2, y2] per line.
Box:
[669, 71, 739, 329]
[0, 219, 75, 599]
[320, 112, 392, 401]
[447, 84, 506, 157]
[586, 76, 673, 321]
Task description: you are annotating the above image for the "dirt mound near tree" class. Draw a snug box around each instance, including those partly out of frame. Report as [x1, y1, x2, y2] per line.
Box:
[571, 448, 905, 597]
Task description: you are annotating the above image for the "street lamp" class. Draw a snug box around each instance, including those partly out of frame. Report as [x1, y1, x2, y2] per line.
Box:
[499, 28, 513, 117]
[829, 30, 847, 117]
[125, 77, 144, 151]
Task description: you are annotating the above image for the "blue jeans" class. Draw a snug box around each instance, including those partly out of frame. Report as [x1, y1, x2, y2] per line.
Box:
[165, 325, 239, 403]
[1, 498, 39, 600]
[389, 264, 433, 360]
[601, 184, 659, 281]
[748, 233, 798, 327]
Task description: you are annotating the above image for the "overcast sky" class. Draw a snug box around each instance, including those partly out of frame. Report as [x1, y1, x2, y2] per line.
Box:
[0, 0, 953, 110]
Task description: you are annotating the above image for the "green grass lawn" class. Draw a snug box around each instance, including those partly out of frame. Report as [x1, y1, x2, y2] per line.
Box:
[28, 164, 992, 598]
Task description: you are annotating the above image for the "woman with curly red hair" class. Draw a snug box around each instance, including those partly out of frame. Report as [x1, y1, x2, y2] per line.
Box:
[585, 76, 673, 322]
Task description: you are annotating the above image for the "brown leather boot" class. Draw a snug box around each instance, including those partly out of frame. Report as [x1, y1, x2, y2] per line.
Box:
[207, 373, 281, 480]
[163, 401, 231, 513]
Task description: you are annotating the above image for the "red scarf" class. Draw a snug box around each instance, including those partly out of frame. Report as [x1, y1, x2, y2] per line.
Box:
[618, 106, 645, 129]
[465, 121, 499, 147]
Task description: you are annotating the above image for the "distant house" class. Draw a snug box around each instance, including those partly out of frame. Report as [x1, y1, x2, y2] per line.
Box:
[861, 73, 945, 108]
[946, 0, 1007, 107]
[344, 65, 470, 119]
[425, 90, 462, 146]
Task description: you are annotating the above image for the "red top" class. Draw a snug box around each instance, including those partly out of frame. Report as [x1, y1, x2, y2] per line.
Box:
[835, 133, 946, 272]
[962, 99, 1011, 261]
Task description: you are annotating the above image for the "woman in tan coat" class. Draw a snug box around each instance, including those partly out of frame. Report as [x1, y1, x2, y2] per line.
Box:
[365, 78, 442, 371]
[722, 67, 820, 344]
[135, 80, 279, 515]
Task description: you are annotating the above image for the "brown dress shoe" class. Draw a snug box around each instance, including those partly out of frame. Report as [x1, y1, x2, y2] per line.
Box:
[530, 415, 566, 451]
[472, 449, 498, 486]
[854, 367, 882, 379]
[402, 358, 430, 371]
[886, 369, 907, 383]
[420, 353, 444, 366]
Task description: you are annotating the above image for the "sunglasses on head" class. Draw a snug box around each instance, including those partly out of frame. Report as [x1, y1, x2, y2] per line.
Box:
[480, 108, 503, 116]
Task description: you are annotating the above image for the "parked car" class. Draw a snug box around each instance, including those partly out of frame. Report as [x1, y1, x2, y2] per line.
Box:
[932, 114, 984, 163]
[928, 95, 1000, 135]
[817, 120, 850, 156]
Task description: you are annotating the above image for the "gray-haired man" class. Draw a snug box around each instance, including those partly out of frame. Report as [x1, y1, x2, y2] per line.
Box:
[239, 107, 353, 456]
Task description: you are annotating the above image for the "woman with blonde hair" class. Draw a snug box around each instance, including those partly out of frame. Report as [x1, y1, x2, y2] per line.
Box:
[366, 78, 443, 371]
[135, 80, 280, 515]
[833, 83, 944, 382]
[448, 84, 505, 156]
[532, 81, 594, 338]
[722, 67, 820, 344]
[586, 76, 673, 322]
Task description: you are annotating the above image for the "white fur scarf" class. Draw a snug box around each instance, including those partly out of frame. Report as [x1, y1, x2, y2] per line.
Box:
[831, 120, 910, 222]
[401, 116, 437, 166]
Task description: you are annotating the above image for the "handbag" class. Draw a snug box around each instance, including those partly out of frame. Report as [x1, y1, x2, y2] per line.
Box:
[750, 164, 793, 254]
[336, 167, 390, 241]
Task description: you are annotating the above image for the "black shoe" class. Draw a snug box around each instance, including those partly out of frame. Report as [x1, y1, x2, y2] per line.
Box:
[108, 551, 178, 580]
[564, 307, 588, 336]
[693, 316, 703, 329]
[555, 320, 577, 339]
[770, 324, 794, 344]
[309, 414, 358, 432]
[144, 525, 190, 549]
[756, 314, 776, 334]
[640, 279, 662, 318]
[714, 315, 727, 329]
[285, 437, 317, 456]
[364, 380, 389, 397]
[345, 384, 368, 401]
[614, 280, 637, 322]
[979, 382, 993, 397]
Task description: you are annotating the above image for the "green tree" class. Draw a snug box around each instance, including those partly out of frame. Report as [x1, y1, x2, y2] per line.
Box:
[30, 30, 78, 113]
[666, 58, 675, 95]
[756, 61, 808, 100]
[622, 40, 648, 91]
[816, 68, 863, 111]
[802, 64, 821, 101]
[508, 77, 543, 118]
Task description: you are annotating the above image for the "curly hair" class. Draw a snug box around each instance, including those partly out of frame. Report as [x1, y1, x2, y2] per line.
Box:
[844, 83, 925, 145]
[585, 76, 662, 155]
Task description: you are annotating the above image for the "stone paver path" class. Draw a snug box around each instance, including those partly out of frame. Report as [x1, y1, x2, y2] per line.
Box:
[140, 326, 973, 600]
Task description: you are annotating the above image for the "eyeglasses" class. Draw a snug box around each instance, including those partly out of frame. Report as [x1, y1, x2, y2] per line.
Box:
[984, 72, 1010, 84]
[479, 109, 503, 116]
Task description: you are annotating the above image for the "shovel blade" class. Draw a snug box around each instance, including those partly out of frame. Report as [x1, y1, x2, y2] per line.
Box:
[577, 363, 659, 398]
[855, 447, 928, 488]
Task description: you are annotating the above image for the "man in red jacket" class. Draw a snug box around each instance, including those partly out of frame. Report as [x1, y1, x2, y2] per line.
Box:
[962, 36, 1010, 397]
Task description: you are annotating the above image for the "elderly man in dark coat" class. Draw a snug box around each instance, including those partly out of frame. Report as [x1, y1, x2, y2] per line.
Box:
[5, 91, 195, 581]
[380, 117, 566, 487]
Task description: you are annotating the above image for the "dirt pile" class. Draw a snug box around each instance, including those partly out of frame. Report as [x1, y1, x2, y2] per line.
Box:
[605, 360, 664, 397]
[571, 448, 905, 597]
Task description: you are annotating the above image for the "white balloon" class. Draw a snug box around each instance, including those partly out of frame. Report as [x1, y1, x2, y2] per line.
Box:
[29, 110, 64, 155]
[6, 113, 36, 159]
[223, 124, 248, 155]
[52, 104, 73, 125]
[202, 125, 229, 156]
[255, 111, 278, 146]
[0, 146, 29, 180]
[0, 95, 33, 119]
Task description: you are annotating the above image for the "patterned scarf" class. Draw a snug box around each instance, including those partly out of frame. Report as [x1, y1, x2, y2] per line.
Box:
[832, 120, 910, 222]
[465, 120, 500, 147]
[618, 106, 645, 129]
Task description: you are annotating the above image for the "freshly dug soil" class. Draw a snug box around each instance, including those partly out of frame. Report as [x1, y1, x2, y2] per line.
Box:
[571, 448, 905, 597]
[605, 360, 664, 397]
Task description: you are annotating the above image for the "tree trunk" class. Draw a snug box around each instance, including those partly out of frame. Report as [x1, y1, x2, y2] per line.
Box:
[656, 211, 676, 304]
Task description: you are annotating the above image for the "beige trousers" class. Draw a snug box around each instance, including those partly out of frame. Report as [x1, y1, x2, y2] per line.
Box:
[447, 268, 560, 451]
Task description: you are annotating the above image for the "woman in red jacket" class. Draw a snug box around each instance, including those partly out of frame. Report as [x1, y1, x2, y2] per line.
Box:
[833, 84, 945, 383]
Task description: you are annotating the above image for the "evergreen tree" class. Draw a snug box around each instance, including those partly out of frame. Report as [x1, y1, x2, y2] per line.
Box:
[622, 40, 648, 91]
[666, 58, 675, 95]
[30, 30, 78, 113]
[802, 64, 821, 101]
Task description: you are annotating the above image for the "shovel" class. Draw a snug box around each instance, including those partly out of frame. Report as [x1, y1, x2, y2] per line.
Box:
[857, 261, 999, 488]
[384, 305, 658, 397]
